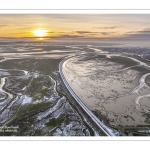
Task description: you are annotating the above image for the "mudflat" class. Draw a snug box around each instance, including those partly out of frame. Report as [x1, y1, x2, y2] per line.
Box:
[62, 48, 150, 135]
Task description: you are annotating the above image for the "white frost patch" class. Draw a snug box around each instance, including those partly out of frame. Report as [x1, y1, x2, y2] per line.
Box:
[34, 73, 39, 78]
[33, 100, 43, 104]
[22, 95, 32, 105]
[22, 86, 26, 90]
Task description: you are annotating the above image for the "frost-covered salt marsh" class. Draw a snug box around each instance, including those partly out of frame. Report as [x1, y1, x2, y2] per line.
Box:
[0, 43, 98, 136]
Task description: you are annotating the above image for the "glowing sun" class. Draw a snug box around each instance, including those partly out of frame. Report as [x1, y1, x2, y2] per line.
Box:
[33, 29, 48, 37]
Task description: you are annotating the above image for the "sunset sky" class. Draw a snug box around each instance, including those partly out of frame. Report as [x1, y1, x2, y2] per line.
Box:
[0, 14, 150, 42]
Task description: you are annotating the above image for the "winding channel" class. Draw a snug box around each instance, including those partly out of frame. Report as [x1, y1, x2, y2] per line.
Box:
[0, 57, 29, 127]
[0, 77, 13, 101]
[48, 75, 58, 96]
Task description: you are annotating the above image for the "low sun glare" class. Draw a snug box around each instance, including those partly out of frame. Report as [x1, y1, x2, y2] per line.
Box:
[33, 29, 48, 38]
